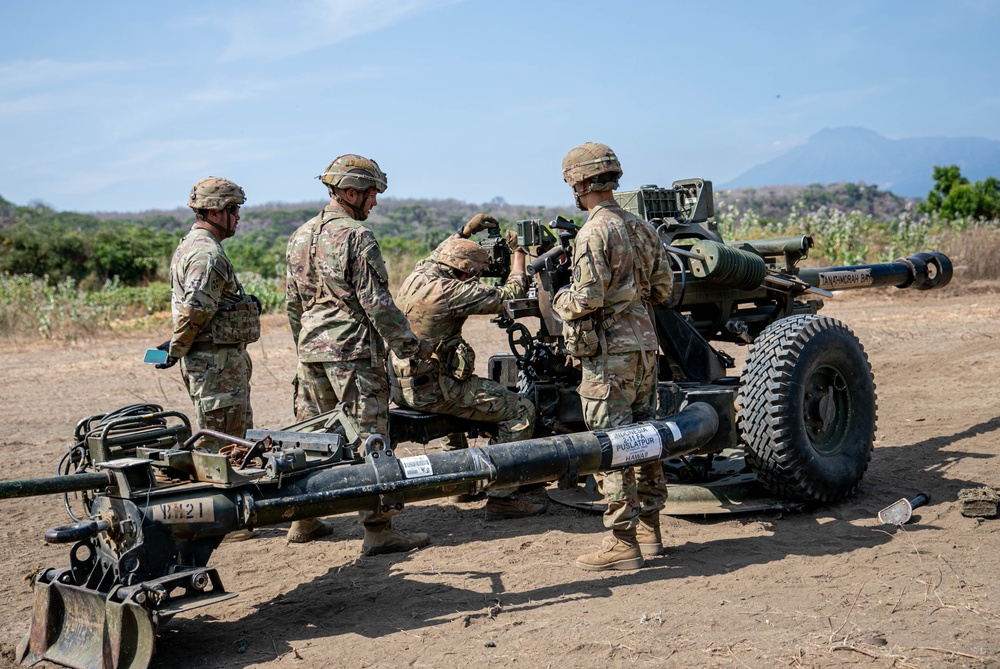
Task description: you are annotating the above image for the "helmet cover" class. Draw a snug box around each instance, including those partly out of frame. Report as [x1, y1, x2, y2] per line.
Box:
[318, 154, 388, 193]
[435, 236, 489, 276]
[187, 177, 246, 210]
[561, 142, 622, 190]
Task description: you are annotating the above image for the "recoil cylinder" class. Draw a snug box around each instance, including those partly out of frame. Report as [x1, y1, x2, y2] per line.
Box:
[689, 240, 767, 290]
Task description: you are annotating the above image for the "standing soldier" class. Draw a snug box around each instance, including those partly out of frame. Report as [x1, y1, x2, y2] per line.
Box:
[156, 177, 258, 452]
[552, 142, 674, 571]
[391, 216, 543, 520]
[285, 154, 432, 552]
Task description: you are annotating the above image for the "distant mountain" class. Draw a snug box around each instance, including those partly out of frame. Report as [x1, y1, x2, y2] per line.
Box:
[722, 127, 1000, 198]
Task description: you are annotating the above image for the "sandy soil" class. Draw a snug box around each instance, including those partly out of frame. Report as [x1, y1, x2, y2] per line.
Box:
[1, 284, 1000, 669]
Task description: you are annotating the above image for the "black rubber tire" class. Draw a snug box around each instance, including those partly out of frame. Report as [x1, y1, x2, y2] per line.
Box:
[737, 314, 877, 502]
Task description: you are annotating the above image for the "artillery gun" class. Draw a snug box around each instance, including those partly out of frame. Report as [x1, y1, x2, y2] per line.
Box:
[0, 177, 951, 669]
[416, 178, 951, 508]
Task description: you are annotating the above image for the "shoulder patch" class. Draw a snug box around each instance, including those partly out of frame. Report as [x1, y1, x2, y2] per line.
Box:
[362, 240, 389, 284]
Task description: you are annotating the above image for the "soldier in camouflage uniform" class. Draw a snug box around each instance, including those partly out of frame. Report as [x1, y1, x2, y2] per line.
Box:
[552, 142, 674, 571]
[157, 177, 259, 453]
[285, 154, 434, 553]
[391, 216, 543, 520]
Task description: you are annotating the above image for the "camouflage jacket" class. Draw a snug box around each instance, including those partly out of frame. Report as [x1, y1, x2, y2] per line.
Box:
[551, 200, 673, 354]
[286, 204, 419, 363]
[391, 234, 527, 379]
[168, 227, 245, 358]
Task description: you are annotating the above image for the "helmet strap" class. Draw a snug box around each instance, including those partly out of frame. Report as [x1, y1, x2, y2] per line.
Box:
[333, 187, 368, 221]
[198, 210, 233, 240]
[572, 182, 593, 211]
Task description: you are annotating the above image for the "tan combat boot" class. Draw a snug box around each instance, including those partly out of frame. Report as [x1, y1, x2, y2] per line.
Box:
[574, 530, 644, 571]
[483, 496, 546, 521]
[361, 522, 430, 556]
[286, 518, 333, 544]
[636, 513, 665, 557]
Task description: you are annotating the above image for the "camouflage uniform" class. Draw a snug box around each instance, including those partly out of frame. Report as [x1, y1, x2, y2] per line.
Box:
[552, 200, 673, 532]
[286, 203, 421, 441]
[391, 234, 535, 473]
[169, 228, 254, 448]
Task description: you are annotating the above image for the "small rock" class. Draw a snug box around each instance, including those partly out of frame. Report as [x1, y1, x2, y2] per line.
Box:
[958, 487, 999, 518]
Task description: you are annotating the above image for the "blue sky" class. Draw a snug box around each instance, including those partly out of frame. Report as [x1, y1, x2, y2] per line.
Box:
[2, 0, 998, 212]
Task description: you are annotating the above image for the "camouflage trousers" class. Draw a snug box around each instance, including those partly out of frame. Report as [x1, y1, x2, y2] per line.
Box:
[295, 358, 395, 527]
[294, 358, 390, 440]
[394, 372, 536, 499]
[579, 349, 667, 532]
[180, 345, 253, 451]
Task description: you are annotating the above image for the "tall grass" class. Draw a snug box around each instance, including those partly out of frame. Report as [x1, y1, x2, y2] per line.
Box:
[0, 275, 171, 339]
[717, 204, 1000, 278]
[3, 210, 998, 340]
[0, 272, 285, 339]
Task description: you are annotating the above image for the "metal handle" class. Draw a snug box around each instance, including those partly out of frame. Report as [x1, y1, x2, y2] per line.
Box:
[909, 492, 931, 510]
[44, 519, 111, 544]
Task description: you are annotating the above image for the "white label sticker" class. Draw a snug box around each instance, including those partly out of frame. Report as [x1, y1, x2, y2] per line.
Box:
[817, 269, 873, 290]
[400, 455, 433, 478]
[609, 424, 663, 467]
[150, 499, 215, 524]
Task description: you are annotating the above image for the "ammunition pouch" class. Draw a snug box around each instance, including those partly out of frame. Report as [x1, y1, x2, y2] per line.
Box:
[440, 341, 476, 381]
[562, 316, 599, 357]
[210, 295, 261, 345]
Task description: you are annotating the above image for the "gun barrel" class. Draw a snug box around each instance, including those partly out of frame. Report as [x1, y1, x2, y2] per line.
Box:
[799, 251, 953, 293]
[249, 402, 719, 526]
[0, 471, 114, 500]
[526, 246, 567, 276]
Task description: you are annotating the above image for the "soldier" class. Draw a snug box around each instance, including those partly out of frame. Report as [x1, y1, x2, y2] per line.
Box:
[391, 216, 542, 520]
[285, 154, 433, 553]
[552, 142, 674, 571]
[156, 177, 258, 452]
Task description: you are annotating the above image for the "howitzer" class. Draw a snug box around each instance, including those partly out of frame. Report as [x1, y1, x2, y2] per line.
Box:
[398, 177, 952, 509]
[0, 402, 719, 669]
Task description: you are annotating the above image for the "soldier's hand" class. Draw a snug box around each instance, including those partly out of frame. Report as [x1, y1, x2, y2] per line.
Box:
[155, 340, 179, 370]
[504, 229, 521, 254]
[416, 339, 437, 360]
[464, 213, 499, 235]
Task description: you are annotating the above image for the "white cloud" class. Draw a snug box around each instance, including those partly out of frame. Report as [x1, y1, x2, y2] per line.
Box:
[182, 65, 386, 105]
[0, 59, 135, 91]
[57, 138, 281, 196]
[196, 0, 458, 62]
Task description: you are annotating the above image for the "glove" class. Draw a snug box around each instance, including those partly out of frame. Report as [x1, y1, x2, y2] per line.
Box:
[416, 338, 438, 360]
[155, 340, 179, 370]
[465, 213, 499, 235]
[504, 229, 521, 253]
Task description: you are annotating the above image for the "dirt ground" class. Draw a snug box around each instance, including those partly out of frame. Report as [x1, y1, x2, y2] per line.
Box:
[1, 283, 1000, 669]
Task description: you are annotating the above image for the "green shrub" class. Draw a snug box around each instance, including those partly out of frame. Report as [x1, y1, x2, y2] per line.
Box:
[0, 275, 171, 339]
[237, 273, 285, 314]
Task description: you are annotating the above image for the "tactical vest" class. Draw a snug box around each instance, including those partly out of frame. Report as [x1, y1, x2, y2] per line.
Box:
[209, 294, 261, 344]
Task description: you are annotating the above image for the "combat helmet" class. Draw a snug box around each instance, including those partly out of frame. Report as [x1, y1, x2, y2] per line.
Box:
[187, 177, 246, 211]
[561, 142, 622, 191]
[435, 237, 489, 277]
[318, 154, 388, 194]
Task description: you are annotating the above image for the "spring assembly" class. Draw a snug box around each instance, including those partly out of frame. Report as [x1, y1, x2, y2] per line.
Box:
[688, 240, 767, 290]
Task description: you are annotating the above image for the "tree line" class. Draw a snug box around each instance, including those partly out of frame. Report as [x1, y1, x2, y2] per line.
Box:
[1, 165, 995, 289]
